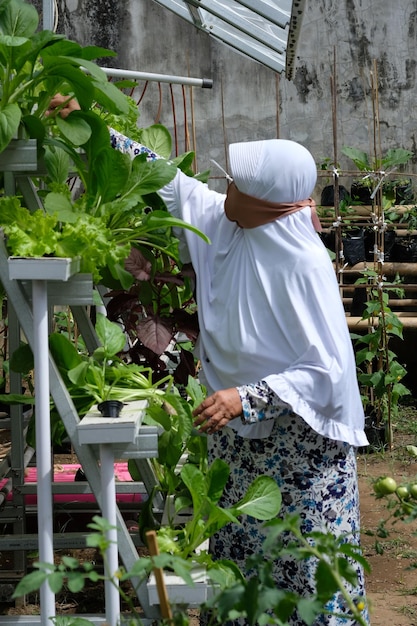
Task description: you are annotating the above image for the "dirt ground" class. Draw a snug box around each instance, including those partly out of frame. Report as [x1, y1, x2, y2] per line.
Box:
[1, 405, 417, 625]
[358, 424, 417, 626]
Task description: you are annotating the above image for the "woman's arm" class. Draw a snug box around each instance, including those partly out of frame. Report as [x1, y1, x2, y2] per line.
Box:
[192, 381, 293, 434]
[109, 127, 161, 162]
[47, 95, 162, 162]
[237, 381, 293, 424]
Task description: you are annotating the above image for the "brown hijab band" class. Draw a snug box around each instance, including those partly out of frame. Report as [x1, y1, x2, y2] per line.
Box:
[224, 182, 322, 232]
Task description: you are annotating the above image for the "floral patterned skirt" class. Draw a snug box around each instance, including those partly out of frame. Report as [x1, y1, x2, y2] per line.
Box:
[205, 413, 370, 626]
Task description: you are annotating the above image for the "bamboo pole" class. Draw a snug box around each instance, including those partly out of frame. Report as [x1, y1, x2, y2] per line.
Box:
[146, 530, 173, 623]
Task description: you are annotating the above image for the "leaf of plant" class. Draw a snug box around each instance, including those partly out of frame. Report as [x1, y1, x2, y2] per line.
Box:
[49, 333, 83, 373]
[0, 102, 21, 153]
[203, 502, 240, 538]
[233, 476, 282, 520]
[61, 555, 80, 569]
[91, 147, 132, 203]
[205, 559, 244, 587]
[67, 571, 86, 593]
[92, 78, 131, 115]
[55, 114, 92, 147]
[125, 247, 152, 281]
[1, 0, 38, 37]
[76, 44, 118, 62]
[95, 313, 126, 357]
[140, 124, 172, 158]
[166, 559, 195, 586]
[42, 63, 96, 111]
[186, 375, 206, 408]
[341, 146, 369, 171]
[145, 404, 173, 431]
[136, 316, 174, 355]
[0, 393, 34, 405]
[206, 458, 230, 504]
[314, 560, 339, 599]
[4, 209, 59, 256]
[297, 597, 324, 625]
[158, 429, 184, 467]
[47, 571, 65, 594]
[57, 618, 93, 626]
[44, 192, 78, 223]
[86, 570, 101, 583]
[10, 342, 33, 374]
[129, 157, 178, 196]
[67, 56, 108, 82]
[67, 361, 90, 387]
[181, 463, 207, 511]
[124, 556, 152, 578]
[162, 393, 194, 441]
[106, 260, 134, 291]
[171, 151, 196, 173]
[42, 145, 71, 184]
[22, 113, 45, 141]
[144, 211, 211, 243]
[382, 148, 413, 168]
[12, 569, 48, 598]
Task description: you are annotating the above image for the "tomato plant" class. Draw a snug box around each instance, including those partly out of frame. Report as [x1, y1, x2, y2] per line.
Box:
[374, 476, 397, 496]
[396, 485, 410, 500]
[409, 483, 417, 500]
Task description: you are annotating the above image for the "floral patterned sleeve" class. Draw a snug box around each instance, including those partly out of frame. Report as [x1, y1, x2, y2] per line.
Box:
[237, 380, 293, 424]
[109, 128, 161, 161]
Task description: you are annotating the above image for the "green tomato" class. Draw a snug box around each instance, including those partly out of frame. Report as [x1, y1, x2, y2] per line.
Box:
[409, 483, 417, 500]
[396, 485, 410, 500]
[401, 501, 414, 516]
[374, 476, 397, 495]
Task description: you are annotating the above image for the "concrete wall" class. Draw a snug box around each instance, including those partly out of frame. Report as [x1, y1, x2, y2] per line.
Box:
[34, 0, 417, 194]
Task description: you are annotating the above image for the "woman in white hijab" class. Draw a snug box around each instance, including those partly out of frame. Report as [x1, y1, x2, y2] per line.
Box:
[48, 93, 369, 626]
[109, 130, 370, 626]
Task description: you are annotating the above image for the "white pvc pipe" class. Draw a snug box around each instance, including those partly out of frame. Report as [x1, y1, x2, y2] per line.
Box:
[100, 66, 213, 88]
[100, 443, 120, 625]
[33, 280, 55, 625]
[42, 0, 54, 31]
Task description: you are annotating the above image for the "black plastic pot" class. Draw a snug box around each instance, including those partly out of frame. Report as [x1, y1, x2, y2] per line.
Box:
[358, 416, 388, 454]
[97, 400, 124, 418]
[395, 179, 414, 204]
[320, 184, 350, 206]
[342, 228, 366, 265]
[351, 181, 372, 205]
[364, 228, 397, 261]
[390, 236, 417, 262]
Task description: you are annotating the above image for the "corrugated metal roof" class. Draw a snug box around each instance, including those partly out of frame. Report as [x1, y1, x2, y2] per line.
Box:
[151, 0, 305, 78]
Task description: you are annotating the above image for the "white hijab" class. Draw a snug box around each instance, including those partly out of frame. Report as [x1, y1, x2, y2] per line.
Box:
[160, 139, 367, 446]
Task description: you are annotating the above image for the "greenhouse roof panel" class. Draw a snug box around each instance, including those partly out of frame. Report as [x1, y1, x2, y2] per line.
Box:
[152, 0, 305, 77]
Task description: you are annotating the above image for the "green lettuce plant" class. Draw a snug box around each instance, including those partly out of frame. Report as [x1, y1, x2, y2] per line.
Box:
[0, 0, 129, 152]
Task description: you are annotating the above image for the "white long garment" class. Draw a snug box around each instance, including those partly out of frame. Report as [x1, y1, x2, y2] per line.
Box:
[109, 129, 367, 447]
[158, 172, 368, 447]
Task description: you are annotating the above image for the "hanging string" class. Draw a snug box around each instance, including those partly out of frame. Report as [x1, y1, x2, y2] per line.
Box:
[169, 83, 178, 156]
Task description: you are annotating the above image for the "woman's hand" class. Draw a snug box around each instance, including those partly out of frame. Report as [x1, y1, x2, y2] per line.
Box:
[46, 94, 81, 119]
[193, 388, 242, 434]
